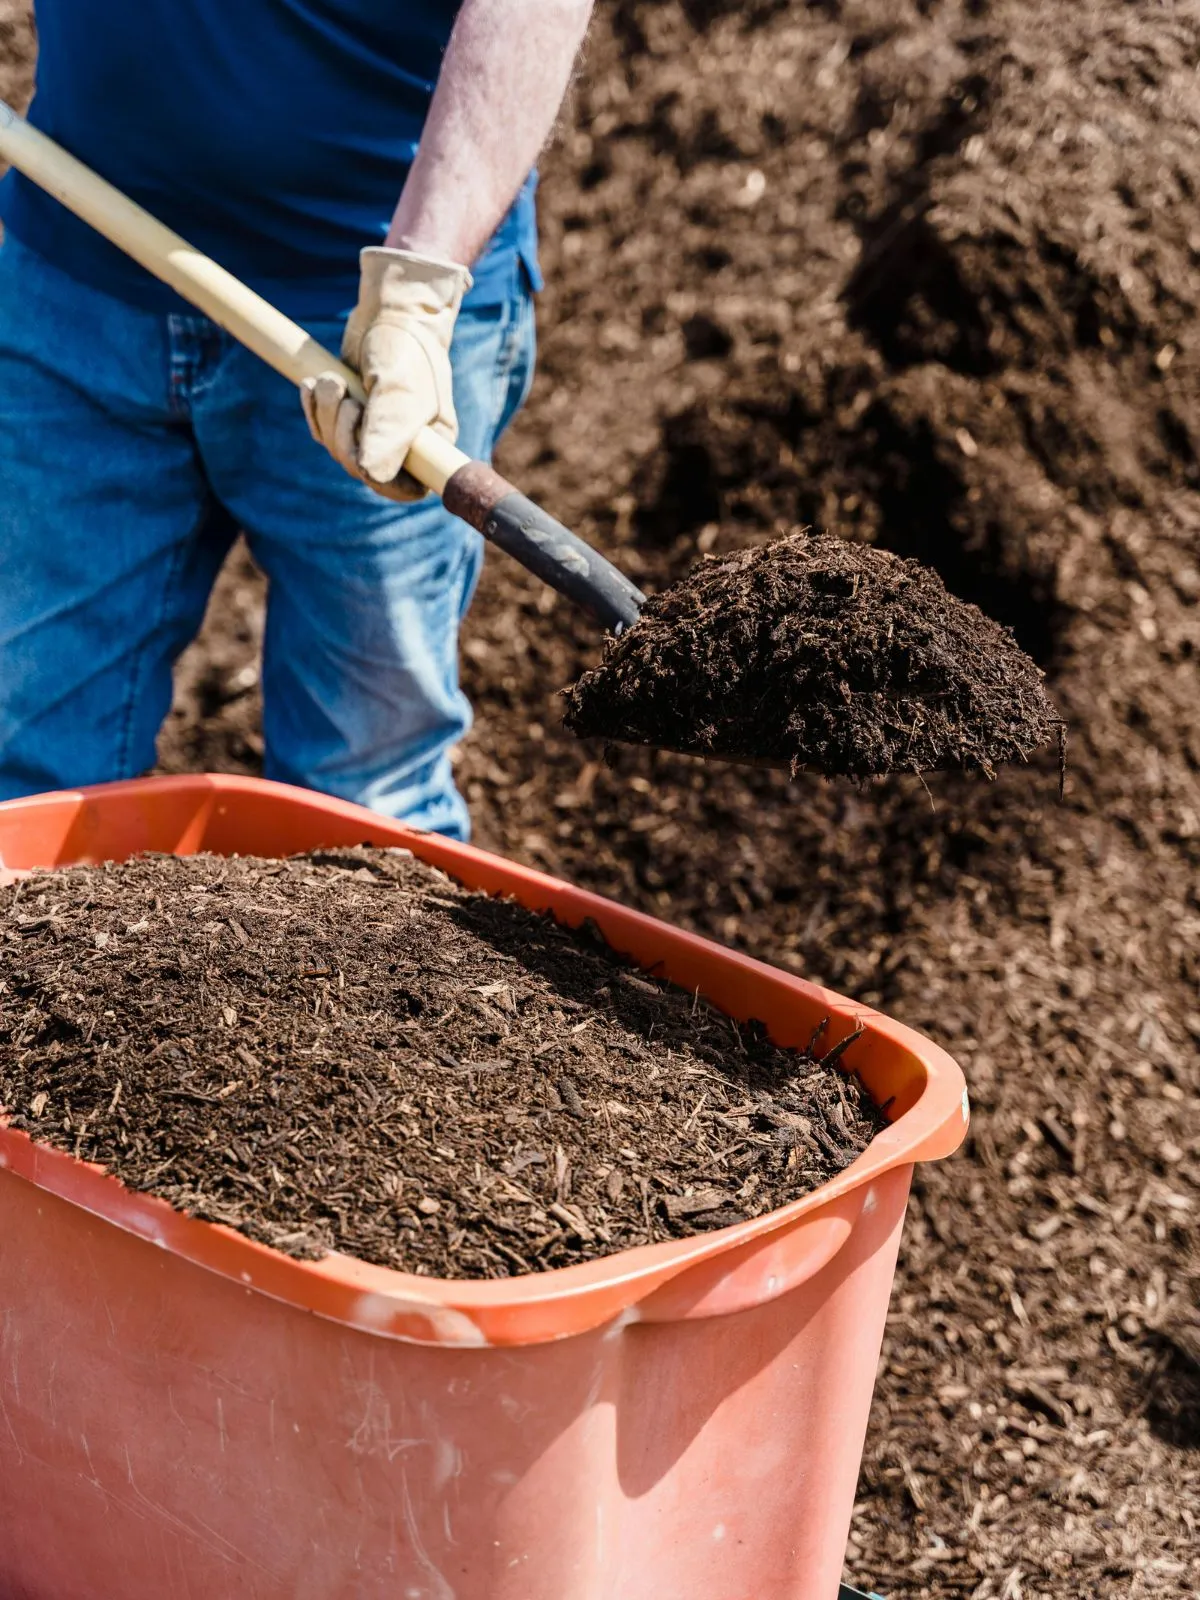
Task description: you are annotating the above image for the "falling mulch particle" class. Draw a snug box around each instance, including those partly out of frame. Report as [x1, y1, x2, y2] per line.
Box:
[0, 848, 884, 1279]
[563, 532, 1063, 781]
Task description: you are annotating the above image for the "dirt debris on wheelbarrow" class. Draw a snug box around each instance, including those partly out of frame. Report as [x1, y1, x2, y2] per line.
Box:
[564, 531, 1064, 782]
[0, 845, 886, 1280]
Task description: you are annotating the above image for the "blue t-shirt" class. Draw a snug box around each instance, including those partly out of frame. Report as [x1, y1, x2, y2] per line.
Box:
[0, 0, 541, 318]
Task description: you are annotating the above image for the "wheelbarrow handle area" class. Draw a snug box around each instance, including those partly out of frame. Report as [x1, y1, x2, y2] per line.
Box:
[0, 100, 645, 635]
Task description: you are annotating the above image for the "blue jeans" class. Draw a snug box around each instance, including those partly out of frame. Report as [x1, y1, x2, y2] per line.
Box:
[0, 236, 536, 839]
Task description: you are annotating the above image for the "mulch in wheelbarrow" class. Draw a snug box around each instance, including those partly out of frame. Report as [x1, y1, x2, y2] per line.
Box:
[564, 532, 1063, 781]
[0, 847, 884, 1279]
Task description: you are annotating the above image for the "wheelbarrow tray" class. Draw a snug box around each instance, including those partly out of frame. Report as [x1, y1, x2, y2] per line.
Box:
[0, 775, 967, 1600]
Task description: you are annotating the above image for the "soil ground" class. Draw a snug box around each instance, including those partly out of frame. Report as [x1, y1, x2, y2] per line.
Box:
[0, 847, 881, 1276]
[2, 2, 1198, 1595]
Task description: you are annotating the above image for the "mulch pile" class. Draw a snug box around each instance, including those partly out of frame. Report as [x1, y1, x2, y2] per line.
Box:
[0, 848, 882, 1277]
[4, 0, 1198, 1593]
[565, 531, 1062, 778]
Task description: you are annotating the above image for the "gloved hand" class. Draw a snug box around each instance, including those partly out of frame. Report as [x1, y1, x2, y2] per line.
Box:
[302, 247, 472, 501]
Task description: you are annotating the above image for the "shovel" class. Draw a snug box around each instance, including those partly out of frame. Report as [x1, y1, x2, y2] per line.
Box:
[0, 101, 645, 636]
[0, 103, 1062, 785]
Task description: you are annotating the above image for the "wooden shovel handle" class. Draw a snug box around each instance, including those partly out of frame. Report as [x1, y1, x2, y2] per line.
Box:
[0, 101, 645, 633]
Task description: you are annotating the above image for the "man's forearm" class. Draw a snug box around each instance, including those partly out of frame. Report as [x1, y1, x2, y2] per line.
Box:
[386, 0, 594, 266]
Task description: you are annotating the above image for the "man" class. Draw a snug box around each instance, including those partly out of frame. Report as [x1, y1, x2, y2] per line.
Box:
[0, 0, 595, 840]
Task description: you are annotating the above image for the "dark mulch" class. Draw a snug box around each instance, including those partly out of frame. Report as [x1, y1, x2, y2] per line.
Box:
[0, 848, 883, 1279]
[563, 532, 1062, 779]
[7, 0, 1199, 1587]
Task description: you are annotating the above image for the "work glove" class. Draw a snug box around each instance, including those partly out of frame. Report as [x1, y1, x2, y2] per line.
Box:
[302, 247, 472, 501]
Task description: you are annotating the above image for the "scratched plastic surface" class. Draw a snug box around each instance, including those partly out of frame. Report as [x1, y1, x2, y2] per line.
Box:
[0, 776, 968, 1600]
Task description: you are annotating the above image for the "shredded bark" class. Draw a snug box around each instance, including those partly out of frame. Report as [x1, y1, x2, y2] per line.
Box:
[564, 532, 1062, 779]
[0, 848, 884, 1279]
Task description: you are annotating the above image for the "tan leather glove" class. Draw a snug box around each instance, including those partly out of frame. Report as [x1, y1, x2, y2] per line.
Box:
[302, 247, 472, 501]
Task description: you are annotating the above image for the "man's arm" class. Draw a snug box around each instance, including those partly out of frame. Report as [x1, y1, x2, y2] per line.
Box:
[304, 0, 594, 491]
[388, 0, 595, 265]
